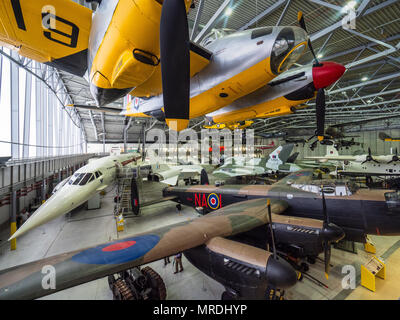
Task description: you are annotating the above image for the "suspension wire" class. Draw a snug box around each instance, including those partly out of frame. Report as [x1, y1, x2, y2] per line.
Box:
[0, 140, 84, 149]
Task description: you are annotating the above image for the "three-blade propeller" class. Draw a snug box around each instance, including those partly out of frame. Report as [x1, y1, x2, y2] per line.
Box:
[160, 0, 190, 131]
[361, 148, 380, 164]
[388, 148, 399, 164]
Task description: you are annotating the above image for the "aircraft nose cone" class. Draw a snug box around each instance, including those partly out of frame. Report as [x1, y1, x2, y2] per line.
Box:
[321, 223, 345, 243]
[312, 61, 346, 89]
[265, 257, 298, 289]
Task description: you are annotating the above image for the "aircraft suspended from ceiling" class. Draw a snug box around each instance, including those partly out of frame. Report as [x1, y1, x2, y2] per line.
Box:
[0, 0, 344, 136]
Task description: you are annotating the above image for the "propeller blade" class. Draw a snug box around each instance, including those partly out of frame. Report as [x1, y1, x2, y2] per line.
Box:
[321, 186, 330, 279]
[321, 186, 328, 224]
[324, 243, 331, 279]
[297, 11, 307, 31]
[267, 199, 277, 259]
[297, 11, 320, 65]
[160, 0, 190, 131]
[316, 88, 326, 141]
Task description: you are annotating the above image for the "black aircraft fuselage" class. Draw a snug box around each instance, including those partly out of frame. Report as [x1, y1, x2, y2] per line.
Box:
[164, 182, 400, 243]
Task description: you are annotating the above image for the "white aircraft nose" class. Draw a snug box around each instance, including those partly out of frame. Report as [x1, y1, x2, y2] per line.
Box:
[9, 185, 92, 241]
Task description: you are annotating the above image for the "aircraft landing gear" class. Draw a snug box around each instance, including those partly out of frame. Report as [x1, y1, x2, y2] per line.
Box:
[108, 266, 166, 300]
[307, 256, 317, 264]
[221, 288, 238, 300]
[176, 204, 182, 211]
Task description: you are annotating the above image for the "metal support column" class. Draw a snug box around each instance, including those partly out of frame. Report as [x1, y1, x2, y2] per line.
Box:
[23, 72, 32, 158]
[10, 51, 19, 159]
[10, 190, 17, 250]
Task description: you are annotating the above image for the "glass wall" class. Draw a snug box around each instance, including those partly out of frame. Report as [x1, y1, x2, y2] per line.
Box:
[0, 48, 86, 159]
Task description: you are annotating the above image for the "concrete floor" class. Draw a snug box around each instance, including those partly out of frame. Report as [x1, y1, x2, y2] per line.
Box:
[1, 189, 400, 300]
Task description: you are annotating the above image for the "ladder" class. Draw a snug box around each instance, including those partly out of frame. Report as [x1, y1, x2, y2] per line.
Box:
[116, 167, 135, 217]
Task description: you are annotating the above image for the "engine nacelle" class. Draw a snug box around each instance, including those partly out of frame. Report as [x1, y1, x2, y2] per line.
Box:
[269, 222, 324, 258]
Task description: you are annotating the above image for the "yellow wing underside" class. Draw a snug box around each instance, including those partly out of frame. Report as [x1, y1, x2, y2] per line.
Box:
[0, 0, 91, 75]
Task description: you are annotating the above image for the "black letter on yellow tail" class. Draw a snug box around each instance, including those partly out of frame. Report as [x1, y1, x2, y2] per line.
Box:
[11, 0, 26, 30]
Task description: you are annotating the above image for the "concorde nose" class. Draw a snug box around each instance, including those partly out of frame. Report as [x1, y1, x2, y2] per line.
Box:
[312, 61, 346, 89]
[265, 257, 298, 289]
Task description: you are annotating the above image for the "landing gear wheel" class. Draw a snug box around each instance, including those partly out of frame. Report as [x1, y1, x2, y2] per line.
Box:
[113, 279, 135, 300]
[300, 262, 309, 272]
[176, 204, 182, 211]
[108, 275, 115, 290]
[307, 256, 316, 264]
[142, 266, 167, 300]
[221, 291, 235, 300]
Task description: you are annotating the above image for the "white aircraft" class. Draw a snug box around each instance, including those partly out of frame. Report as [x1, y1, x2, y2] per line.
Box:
[10, 153, 207, 240]
[212, 144, 301, 179]
[305, 146, 400, 177]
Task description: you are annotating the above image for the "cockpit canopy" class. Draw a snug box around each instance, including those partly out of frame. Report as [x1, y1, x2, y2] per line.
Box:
[200, 28, 237, 47]
[290, 180, 358, 196]
[68, 171, 103, 186]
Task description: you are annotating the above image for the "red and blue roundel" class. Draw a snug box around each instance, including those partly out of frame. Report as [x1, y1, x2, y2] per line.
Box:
[71, 234, 160, 265]
[207, 193, 220, 210]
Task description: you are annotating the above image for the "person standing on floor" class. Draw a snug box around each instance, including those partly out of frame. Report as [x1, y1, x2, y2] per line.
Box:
[163, 256, 171, 267]
[174, 253, 184, 274]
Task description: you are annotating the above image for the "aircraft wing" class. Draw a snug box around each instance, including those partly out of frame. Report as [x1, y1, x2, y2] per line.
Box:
[0, 198, 285, 300]
[273, 169, 316, 185]
[304, 155, 357, 161]
[212, 165, 262, 179]
[0, 0, 92, 76]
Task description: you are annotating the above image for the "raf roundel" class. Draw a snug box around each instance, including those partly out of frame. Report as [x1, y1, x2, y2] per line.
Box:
[71, 234, 160, 265]
[207, 193, 221, 210]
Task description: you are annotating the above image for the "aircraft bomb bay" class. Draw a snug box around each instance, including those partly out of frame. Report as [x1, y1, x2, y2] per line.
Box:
[0, 0, 399, 304]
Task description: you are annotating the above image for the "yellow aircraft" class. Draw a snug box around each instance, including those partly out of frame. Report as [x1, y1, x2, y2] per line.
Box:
[0, 1, 344, 137]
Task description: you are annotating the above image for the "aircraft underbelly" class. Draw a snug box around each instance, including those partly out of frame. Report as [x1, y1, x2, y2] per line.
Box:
[90, 0, 162, 91]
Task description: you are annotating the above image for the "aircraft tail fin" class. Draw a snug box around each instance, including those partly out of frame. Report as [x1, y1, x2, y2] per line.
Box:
[325, 145, 339, 157]
[271, 144, 294, 163]
[200, 169, 209, 185]
[286, 152, 299, 164]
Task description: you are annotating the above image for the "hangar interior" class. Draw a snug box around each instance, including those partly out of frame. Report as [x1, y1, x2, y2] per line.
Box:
[0, 0, 400, 300]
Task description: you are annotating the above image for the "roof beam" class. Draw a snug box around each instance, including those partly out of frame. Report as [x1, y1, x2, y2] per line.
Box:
[190, 0, 205, 40]
[275, 0, 291, 26]
[238, 0, 287, 31]
[89, 111, 98, 141]
[194, 0, 232, 42]
[328, 72, 400, 94]
[310, 0, 397, 42]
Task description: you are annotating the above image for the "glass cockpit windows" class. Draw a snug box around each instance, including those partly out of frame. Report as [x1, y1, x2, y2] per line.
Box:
[251, 27, 273, 39]
[68, 173, 97, 185]
[71, 173, 85, 185]
[68, 173, 81, 185]
[270, 27, 308, 75]
[78, 174, 93, 186]
[95, 171, 100, 179]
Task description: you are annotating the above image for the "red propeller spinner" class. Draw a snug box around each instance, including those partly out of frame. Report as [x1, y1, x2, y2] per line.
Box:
[312, 61, 346, 89]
